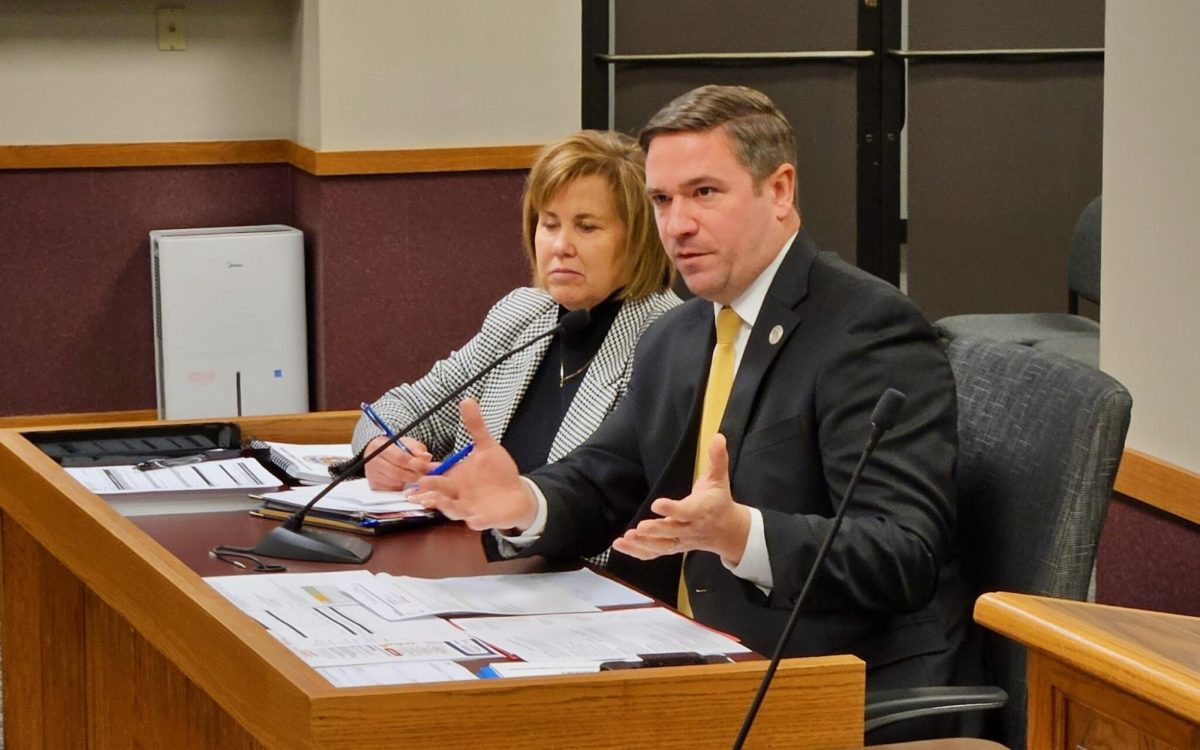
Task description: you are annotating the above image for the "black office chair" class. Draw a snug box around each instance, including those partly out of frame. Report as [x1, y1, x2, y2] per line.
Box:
[864, 336, 1132, 749]
[936, 197, 1103, 368]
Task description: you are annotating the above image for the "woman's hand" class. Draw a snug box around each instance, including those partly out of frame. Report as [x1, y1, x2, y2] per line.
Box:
[363, 436, 432, 490]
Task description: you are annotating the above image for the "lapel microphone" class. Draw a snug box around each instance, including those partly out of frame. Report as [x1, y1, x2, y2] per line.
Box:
[732, 387, 908, 749]
[246, 308, 592, 564]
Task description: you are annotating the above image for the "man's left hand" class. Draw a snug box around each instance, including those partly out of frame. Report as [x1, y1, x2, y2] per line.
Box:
[613, 433, 751, 565]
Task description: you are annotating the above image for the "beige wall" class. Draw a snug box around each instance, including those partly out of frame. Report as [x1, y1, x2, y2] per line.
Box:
[0, 0, 581, 150]
[311, 0, 581, 150]
[294, 0, 321, 146]
[0, 0, 297, 144]
[1102, 2, 1200, 472]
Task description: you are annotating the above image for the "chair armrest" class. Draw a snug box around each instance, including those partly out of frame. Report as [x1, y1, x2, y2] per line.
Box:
[864, 685, 1008, 733]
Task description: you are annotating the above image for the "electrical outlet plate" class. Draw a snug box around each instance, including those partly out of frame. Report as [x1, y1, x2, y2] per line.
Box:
[158, 8, 186, 51]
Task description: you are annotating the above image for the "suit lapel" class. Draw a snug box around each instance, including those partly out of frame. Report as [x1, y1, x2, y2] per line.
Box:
[720, 232, 818, 475]
[651, 299, 716, 496]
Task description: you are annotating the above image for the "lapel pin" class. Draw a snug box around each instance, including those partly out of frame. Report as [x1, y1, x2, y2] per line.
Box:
[769, 325, 784, 345]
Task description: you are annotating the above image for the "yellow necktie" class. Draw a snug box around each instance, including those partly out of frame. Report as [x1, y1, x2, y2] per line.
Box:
[678, 306, 742, 617]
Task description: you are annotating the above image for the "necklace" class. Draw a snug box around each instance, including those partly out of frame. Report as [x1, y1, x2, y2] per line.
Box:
[559, 356, 594, 387]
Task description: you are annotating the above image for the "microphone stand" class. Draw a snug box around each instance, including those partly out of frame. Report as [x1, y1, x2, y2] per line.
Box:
[247, 309, 592, 564]
[732, 388, 907, 749]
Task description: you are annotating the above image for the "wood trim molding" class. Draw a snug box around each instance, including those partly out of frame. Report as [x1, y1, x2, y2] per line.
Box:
[0, 409, 158, 429]
[1115, 448, 1200, 526]
[287, 142, 542, 175]
[0, 140, 539, 175]
[0, 141, 291, 170]
[282, 139, 317, 174]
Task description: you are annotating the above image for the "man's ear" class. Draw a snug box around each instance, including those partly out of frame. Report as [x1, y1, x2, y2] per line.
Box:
[765, 162, 796, 218]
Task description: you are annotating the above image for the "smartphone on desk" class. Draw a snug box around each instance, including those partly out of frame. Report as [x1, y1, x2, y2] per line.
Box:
[599, 652, 733, 670]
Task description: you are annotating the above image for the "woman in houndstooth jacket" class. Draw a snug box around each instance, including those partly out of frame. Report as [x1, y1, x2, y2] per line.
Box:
[354, 131, 680, 495]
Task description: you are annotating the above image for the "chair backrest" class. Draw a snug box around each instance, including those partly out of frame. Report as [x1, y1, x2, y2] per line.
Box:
[1068, 195, 1102, 308]
[948, 337, 1131, 748]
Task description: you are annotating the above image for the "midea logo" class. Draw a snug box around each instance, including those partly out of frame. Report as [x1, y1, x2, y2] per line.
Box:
[225, 261, 245, 269]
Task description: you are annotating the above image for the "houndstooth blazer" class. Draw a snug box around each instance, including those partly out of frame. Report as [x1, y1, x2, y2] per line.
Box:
[352, 287, 681, 461]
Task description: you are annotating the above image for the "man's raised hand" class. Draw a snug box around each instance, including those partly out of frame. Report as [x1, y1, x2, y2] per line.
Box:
[612, 433, 750, 564]
[412, 398, 539, 532]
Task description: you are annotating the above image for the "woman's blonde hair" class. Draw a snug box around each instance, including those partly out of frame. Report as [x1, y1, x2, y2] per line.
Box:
[522, 130, 673, 299]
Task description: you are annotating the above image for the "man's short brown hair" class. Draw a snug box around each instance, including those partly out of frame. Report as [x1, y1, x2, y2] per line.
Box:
[638, 84, 796, 184]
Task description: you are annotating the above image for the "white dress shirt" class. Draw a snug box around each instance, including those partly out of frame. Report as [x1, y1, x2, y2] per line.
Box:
[500, 232, 800, 596]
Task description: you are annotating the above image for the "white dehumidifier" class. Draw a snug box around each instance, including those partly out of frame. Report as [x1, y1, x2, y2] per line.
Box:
[150, 225, 309, 419]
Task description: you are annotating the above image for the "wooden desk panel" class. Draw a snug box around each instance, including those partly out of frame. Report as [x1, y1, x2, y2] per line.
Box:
[130, 511, 545, 578]
[1, 415, 866, 749]
[975, 592, 1200, 750]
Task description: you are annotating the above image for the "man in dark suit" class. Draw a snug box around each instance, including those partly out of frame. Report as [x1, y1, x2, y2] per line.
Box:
[417, 85, 967, 693]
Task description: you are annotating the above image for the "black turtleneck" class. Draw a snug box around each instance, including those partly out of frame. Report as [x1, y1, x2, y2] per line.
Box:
[500, 292, 624, 473]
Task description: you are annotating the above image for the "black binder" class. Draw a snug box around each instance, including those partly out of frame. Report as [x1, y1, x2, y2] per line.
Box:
[27, 422, 243, 467]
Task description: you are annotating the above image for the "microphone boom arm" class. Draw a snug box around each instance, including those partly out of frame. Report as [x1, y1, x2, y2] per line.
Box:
[732, 387, 907, 748]
[249, 309, 591, 564]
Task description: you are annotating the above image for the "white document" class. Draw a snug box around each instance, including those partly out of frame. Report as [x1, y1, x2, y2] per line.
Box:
[287, 637, 499, 668]
[317, 661, 477, 687]
[517, 569, 653, 608]
[347, 572, 601, 621]
[260, 610, 465, 648]
[482, 661, 603, 678]
[206, 570, 376, 610]
[248, 607, 463, 645]
[66, 457, 280, 495]
[207, 569, 602, 621]
[450, 607, 750, 662]
[258, 478, 424, 513]
[206, 571, 500, 669]
[205, 570, 688, 679]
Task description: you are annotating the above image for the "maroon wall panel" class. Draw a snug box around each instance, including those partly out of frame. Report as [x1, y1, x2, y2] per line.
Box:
[294, 169, 530, 410]
[0, 165, 292, 415]
[1095, 495, 1200, 617]
[1, 164, 528, 417]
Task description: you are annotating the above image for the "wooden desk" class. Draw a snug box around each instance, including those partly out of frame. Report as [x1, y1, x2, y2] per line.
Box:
[1, 413, 866, 749]
[975, 592, 1200, 749]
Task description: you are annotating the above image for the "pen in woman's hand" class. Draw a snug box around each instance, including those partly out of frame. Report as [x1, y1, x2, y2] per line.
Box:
[427, 442, 474, 476]
[360, 402, 415, 456]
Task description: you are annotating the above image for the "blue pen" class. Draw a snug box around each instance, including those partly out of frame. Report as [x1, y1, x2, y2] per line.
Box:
[427, 442, 474, 476]
[360, 402, 415, 456]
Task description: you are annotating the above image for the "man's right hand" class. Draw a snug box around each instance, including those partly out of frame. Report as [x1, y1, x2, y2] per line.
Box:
[413, 398, 538, 532]
[363, 435, 432, 490]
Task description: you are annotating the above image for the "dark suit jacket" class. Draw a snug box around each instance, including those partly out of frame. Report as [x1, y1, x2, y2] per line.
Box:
[493, 231, 966, 683]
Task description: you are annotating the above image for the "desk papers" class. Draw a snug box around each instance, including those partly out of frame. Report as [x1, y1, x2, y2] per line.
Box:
[205, 569, 742, 688]
[65, 457, 281, 515]
[206, 568, 641, 621]
[479, 661, 602, 678]
[450, 608, 751, 663]
[206, 572, 504, 668]
[318, 662, 476, 687]
[350, 569, 649, 620]
[257, 478, 424, 514]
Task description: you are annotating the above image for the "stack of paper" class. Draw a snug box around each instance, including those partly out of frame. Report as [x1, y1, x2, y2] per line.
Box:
[202, 568, 738, 688]
[65, 457, 283, 516]
[252, 440, 353, 484]
[254, 479, 438, 534]
[449, 607, 751, 663]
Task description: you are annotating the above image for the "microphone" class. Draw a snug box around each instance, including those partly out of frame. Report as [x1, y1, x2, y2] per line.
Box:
[248, 308, 593, 564]
[732, 387, 908, 749]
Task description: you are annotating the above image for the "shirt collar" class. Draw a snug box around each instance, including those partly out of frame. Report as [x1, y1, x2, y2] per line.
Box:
[712, 230, 799, 328]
